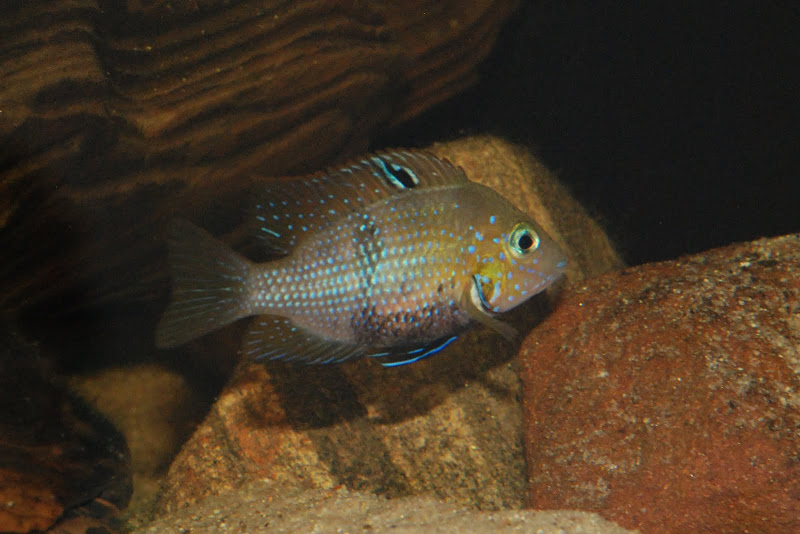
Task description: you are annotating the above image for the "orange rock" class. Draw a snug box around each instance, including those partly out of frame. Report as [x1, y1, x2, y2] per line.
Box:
[0, 469, 63, 533]
[520, 233, 800, 533]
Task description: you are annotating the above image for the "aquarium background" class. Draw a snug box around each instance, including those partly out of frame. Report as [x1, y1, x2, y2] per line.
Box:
[379, 3, 800, 264]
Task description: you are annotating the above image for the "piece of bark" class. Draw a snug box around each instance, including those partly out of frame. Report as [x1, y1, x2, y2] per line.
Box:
[0, 0, 518, 314]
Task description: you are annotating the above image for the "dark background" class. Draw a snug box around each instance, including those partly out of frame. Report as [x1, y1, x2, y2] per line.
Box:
[379, 3, 800, 265]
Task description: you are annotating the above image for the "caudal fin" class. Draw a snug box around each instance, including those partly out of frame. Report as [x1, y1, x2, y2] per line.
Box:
[155, 219, 252, 348]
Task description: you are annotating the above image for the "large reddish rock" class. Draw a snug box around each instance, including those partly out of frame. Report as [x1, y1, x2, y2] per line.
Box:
[521, 234, 800, 533]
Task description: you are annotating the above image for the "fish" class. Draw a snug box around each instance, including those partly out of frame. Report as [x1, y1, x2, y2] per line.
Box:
[155, 150, 567, 366]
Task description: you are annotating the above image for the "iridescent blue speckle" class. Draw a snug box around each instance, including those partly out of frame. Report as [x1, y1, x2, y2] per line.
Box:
[155, 150, 567, 366]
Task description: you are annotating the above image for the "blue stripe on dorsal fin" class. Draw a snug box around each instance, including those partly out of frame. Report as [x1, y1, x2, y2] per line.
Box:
[368, 154, 420, 189]
[361, 150, 469, 191]
[250, 182, 323, 254]
[249, 150, 469, 250]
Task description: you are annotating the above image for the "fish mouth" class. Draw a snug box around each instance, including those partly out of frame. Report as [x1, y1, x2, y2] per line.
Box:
[471, 274, 497, 315]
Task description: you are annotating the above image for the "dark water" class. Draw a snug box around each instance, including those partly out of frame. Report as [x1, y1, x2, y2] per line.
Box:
[378, 3, 800, 265]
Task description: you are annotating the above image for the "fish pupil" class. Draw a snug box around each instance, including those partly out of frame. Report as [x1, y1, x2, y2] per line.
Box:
[388, 164, 416, 188]
[518, 233, 534, 250]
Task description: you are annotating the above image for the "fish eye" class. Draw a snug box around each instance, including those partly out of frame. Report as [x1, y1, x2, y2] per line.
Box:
[508, 223, 540, 256]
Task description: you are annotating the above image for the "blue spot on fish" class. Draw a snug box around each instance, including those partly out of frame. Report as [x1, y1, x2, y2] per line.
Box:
[156, 149, 567, 366]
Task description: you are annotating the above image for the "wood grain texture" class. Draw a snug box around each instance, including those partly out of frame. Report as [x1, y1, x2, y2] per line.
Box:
[0, 0, 518, 313]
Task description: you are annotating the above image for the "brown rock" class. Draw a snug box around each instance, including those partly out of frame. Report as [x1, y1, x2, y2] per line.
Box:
[520, 234, 800, 533]
[0, 0, 519, 314]
[68, 364, 209, 520]
[137, 479, 637, 533]
[0, 325, 131, 533]
[154, 136, 622, 515]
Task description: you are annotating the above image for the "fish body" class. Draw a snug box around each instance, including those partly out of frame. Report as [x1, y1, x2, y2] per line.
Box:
[156, 150, 567, 365]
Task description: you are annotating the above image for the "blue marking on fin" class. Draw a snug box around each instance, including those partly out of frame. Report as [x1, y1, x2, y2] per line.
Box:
[261, 227, 281, 238]
[381, 336, 458, 367]
[370, 156, 419, 189]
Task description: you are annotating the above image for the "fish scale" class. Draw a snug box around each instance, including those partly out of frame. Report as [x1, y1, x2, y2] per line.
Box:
[156, 150, 567, 366]
[247, 193, 471, 348]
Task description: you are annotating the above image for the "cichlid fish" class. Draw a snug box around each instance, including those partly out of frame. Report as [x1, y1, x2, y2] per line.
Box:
[155, 150, 567, 366]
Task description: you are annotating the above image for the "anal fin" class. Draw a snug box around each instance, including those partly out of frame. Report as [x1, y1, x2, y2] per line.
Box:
[244, 317, 366, 364]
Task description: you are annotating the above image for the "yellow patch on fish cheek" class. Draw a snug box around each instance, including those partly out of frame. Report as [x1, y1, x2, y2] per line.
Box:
[476, 263, 505, 304]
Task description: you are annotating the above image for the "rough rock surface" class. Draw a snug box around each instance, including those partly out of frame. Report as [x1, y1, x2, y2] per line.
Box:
[521, 233, 800, 533]
[0, 0, 519, 314]
[68, 364, 208, 517]
[0, 326, 131, 533]
[135, 479, 636, 533]
[152, 136, 622, 516]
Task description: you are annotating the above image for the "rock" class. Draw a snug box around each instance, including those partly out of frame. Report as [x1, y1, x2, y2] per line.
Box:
[0, 324, 131, 533]
[520, 234, 800, 533]
[152, 136, 622, 515]
[67, 364, 210, 520]
[0, 0, 519, 314]
[134, 479, 636, 533]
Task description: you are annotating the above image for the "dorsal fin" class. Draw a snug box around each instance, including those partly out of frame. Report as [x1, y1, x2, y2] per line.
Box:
[250, 150, 468, 252]
[338, 150, 469, 193]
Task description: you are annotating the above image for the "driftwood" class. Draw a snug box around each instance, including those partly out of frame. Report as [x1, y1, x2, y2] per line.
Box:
[0, 0, 518, 314]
